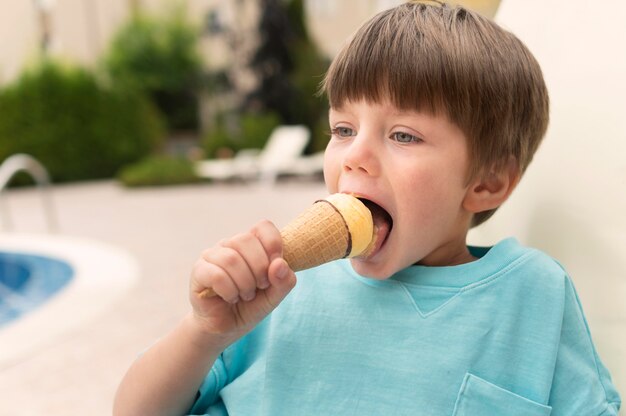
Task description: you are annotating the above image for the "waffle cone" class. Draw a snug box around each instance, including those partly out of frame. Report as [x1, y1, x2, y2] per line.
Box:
[281, 200, 350, 271]
[198, 194, 373, 298]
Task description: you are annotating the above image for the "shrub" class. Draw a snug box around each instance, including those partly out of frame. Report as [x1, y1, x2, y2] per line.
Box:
[104, 9, 202, 131]
[0, 61, 165, 182]
[202, 111, 280, 158]
[117, 155, 201, 187]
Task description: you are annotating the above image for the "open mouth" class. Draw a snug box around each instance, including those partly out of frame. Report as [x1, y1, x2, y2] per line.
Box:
[357, 198, 393, 257]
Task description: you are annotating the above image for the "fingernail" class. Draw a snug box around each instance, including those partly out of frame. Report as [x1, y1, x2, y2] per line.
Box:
[228, 296, 240, 304]
[259, 280, 270, 289]
[242, 291, 256, 301]
[276, 262, 288, 279]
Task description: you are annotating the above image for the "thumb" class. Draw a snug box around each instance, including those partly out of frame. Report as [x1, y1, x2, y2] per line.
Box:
[262, 258, 296, 311]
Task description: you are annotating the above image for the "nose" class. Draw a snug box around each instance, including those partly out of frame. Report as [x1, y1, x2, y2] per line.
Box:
[342, 134, 379, 176]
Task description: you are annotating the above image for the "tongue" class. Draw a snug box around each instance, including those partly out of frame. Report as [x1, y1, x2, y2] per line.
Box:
[370, 215, 391, 256]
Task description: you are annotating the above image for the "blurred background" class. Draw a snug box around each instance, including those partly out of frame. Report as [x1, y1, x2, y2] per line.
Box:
[1, 0, 624, 415]
[0, 0, 498, 187]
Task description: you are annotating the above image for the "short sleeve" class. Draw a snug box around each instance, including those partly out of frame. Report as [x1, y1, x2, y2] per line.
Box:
[548, 276, 621, 415]
[187, 354, 229, 415]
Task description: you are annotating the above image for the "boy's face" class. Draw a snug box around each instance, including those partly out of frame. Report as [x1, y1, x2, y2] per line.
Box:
[324, 99, 476, 279]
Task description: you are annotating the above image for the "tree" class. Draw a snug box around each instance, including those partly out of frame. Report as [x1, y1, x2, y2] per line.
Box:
[245, 0, 297, 121]
[244, 0, 329, 152]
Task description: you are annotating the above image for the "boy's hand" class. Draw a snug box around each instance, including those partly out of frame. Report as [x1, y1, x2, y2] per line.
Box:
[189, 220, 296, 341]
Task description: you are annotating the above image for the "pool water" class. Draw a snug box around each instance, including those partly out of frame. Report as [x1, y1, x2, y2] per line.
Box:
[0, 252, 74, 327]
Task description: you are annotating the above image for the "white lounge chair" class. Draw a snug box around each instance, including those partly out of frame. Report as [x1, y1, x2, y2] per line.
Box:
[195, 124, 311, 184]
[279, 151, 325, 178]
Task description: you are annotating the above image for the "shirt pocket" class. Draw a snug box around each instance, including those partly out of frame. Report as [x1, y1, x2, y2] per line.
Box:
[452, 373, 552, 416]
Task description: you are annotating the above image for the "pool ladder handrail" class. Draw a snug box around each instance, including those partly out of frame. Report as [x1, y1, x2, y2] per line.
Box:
[0, 154, 57, 232]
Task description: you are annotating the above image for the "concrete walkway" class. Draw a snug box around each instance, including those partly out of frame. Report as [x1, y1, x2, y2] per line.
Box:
[0, 179, 623, 414]
[0, 179, 327, 415]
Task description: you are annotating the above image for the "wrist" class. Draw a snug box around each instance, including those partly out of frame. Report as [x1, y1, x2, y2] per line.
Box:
[182, 312, 236, 354]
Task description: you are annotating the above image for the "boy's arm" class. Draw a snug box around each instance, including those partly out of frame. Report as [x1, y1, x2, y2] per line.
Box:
[113, 220, 297, 415]
[113, 313, 228, 416]
[548, 276, 621, 414]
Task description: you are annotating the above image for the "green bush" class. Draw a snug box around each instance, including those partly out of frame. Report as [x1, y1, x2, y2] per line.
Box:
[202, 111, 280, 158]
[117, 155, 201, 187]
[0, 61, 164, 182]
[104, 10, 202, 131]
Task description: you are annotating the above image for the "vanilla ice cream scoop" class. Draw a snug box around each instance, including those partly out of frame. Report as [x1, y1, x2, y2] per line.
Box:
[199, 193, 375, 298]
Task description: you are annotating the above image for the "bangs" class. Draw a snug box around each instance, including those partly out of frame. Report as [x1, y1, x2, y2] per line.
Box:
[321, 4, 453, 115]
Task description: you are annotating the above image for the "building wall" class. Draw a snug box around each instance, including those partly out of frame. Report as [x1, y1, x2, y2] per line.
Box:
[0, 1, 500, 86]
[0, 0, 132, 84]
[305, 0, 404, 58]
[0, 0, 203, 85]
[52, 0, 128, 66]
[0, 1, 40, 84]
[305, 0, 500, 58]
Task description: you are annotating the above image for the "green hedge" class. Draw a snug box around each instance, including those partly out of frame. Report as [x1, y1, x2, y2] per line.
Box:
[202, 111, 280, 158]
[117, 155, 201, 187]
[103, 10, 202, 131]
[0, 61, 165, 182]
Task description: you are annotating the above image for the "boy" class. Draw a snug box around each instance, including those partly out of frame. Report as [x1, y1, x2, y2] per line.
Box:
[114, 2, 621, 415]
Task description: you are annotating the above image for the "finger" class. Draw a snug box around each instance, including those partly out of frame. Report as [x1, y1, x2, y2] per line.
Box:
[233, 257, 296, 326]
[203, 247, 258, 301]
[191, 259, 239, 304]
[221, 233, 270, 290]
[262, 258, 296, 311]
[251, 220, 283, 262]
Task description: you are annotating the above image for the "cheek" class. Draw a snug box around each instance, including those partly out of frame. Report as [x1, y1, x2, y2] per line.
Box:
[400, 169, 466, 224]
[323, 151, 341, 193]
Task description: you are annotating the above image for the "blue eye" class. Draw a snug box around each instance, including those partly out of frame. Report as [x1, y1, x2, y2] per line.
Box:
[331, 127, 356, 138]
[391, 132, 421, 143]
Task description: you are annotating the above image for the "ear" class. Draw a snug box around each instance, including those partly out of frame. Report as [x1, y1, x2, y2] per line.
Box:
[463, 157, 521, 214]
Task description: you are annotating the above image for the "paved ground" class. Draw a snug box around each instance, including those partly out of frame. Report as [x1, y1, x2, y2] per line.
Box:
[0, 179, 623, 414]
[0, 179, 327, 415]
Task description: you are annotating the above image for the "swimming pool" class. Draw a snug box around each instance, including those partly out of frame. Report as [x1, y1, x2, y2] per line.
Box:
[0, 233, 138, 367]
[0, 252, 74, 327]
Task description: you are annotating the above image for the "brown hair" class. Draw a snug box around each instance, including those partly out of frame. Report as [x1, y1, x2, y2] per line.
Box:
[320, 1, 549, 226]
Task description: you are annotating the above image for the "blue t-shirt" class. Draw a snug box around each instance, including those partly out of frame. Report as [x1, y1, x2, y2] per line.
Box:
[189, 238, 620, 415]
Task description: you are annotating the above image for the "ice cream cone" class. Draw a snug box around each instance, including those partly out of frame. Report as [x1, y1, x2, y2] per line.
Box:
[198, 194, 373, 299]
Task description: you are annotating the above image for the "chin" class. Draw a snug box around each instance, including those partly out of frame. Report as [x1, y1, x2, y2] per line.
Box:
[350, 258, 396, 280]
